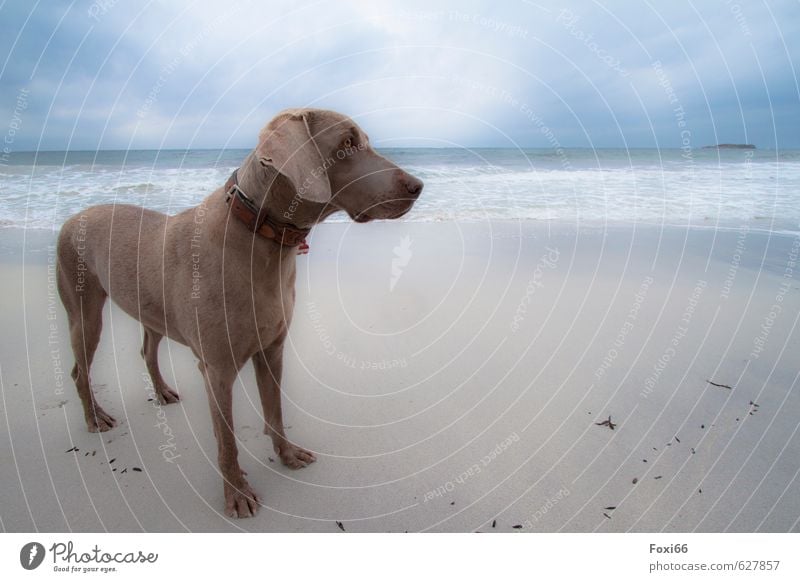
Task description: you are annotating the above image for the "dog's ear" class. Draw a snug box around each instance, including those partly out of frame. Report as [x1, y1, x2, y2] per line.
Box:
[257, 111, 332, 203]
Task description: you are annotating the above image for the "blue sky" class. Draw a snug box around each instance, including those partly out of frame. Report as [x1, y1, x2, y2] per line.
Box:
[0, 0, 798, 150]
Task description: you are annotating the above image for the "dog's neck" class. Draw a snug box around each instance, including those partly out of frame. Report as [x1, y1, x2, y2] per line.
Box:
[235, 152, 336, 231]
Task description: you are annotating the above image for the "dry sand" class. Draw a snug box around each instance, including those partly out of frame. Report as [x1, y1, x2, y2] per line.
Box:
[0, 221, 798, 532]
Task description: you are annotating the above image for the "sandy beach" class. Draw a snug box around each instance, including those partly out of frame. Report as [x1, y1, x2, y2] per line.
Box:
[0, 220, 798, 532]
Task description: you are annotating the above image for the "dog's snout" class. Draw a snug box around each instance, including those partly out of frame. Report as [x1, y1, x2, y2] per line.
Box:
[400, 173, 424, 197]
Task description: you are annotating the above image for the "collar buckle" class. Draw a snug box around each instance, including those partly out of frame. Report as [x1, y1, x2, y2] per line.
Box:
[227, 183, 257, 213]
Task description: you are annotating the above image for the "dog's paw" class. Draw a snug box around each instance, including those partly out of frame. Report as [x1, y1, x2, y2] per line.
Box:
[224, 480, 261, 519]
[157, 385, 180, 405]
[87, 407, 116, 433]
[277, 443, 317, 469]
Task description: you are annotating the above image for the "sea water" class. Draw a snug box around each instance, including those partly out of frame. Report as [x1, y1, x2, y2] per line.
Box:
[1, 147, 799, 233]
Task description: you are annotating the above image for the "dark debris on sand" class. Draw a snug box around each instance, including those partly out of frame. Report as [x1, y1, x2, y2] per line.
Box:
[594, 416, 616, 430]
[706, 379, 733, 390]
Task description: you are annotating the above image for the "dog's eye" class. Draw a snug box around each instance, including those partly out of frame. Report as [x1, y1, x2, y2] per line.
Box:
[341, 138, 353, 149]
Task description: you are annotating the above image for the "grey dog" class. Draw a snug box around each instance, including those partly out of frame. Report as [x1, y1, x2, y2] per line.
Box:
[57, 109, 423, 517]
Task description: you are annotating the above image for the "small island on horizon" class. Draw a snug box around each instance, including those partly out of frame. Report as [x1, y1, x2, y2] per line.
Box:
[701, 143, 756, 149]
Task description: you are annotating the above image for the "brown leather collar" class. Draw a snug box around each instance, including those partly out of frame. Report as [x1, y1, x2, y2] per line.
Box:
[224, 169, 310, 252]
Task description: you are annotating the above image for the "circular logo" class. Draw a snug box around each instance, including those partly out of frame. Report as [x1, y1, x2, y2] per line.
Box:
[20, 542, 45, 570]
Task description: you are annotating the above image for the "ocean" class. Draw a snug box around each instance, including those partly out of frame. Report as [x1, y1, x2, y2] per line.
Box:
[2, 147, 799, 233]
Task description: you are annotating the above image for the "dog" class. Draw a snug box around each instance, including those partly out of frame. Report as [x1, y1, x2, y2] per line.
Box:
[56, 108, 423, 518]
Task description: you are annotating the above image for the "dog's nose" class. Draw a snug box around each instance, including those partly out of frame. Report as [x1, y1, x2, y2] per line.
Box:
[403, 174, 424, 197]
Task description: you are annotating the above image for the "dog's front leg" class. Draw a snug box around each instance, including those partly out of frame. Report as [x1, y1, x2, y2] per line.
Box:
[201, 362, 262, 518]
[252, 340, 317, 469]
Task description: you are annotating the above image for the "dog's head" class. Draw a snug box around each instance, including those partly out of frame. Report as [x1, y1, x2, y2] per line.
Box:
[256, 108, 423, 224]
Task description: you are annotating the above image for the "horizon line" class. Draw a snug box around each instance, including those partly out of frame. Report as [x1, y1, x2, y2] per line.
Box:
[8, 145, 787, 154]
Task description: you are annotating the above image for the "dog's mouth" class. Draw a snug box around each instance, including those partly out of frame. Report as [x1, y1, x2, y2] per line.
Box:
[391, 205, 412, 219]
[352, 211, 373, 223]
[350, 201, 414, 223]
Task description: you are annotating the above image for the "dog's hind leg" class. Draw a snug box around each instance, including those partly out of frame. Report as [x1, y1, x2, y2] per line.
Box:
[141, 327, 180, 404]
[57, 261, 116, 433]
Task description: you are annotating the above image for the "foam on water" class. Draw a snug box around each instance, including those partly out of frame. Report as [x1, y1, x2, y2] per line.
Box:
[1, 148, 798, 231]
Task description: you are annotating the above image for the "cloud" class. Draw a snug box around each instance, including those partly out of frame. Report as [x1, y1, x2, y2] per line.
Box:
[0, 0, 797, 150]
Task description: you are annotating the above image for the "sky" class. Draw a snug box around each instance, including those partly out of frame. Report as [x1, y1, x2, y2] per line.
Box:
[0, 0, 798, 150]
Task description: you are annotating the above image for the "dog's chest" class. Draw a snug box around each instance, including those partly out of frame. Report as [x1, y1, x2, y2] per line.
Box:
[249, 260, 297, 340]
